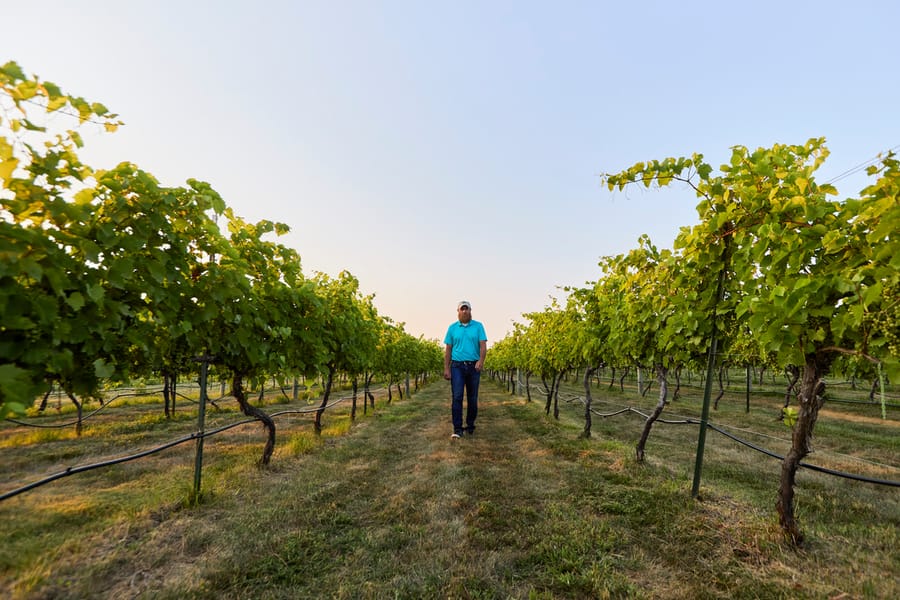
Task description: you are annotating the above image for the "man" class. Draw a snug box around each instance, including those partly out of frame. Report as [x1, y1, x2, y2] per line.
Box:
[443, 300, 487, 439]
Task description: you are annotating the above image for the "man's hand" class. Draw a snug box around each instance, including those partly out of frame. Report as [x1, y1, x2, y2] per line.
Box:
[443, 368, 451, 380]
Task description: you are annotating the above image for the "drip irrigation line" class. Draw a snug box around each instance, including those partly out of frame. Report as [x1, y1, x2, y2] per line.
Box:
[5, 394, 124, 429]
[175, 392, 200, 404]
[269, 396, 347, 417]
[1, 387, 383, 502]
[0, 432, 199, 502]
[5, 389, 200, 429]
[203, 418, 258, 435]
[703, 422, 900, 487]
[581, 393, 900, 471]
[584, 406, 635, 419]
[5, 384, 385, 430]
[555, 388, 900, 487]
[827, 397, 900, 409]
[0, 416, 264, 503]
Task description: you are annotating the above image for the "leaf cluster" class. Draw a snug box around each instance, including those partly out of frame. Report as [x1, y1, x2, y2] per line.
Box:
[494, 138, 899, 384]
[0, 62, 442, 416]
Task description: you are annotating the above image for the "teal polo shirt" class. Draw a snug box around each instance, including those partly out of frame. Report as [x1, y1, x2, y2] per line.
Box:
[444, 320, 487, 361]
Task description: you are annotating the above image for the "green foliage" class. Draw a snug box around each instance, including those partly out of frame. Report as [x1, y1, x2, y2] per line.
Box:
[313, 270, 379, 377]
[781, 406, 799, 427]
[492, 136, 899, 543]
[499, 137, 898, 393]
[519, 299, 581, 380]
[1, 62, 126, 410]
[0, 61, 436, 418]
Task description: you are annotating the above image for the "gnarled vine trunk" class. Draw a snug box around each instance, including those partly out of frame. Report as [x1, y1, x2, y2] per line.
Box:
[582, 366, 595, 438]
[672, 366, 682, 402]
[69, 391, 83, 435]
[232, 374, 276, 465]
[776, 353, 828, 545]
[38, 387, 52, 412]
[351, 377, 358, 421]
[162, 371, 176, 418]
[783, 364, 800, 408]
[542, 375, 552, 415]
[315, 366, 334, 433]
[635, 364, 668, 462]
[553, 370, 564, 420]
[525, 372, 532, 402]
[363, 371, 375, 414]
[541, 373, 562, 418]
[712, 364, 726, 410]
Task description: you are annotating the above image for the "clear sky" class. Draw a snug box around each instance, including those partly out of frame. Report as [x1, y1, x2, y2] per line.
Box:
[5, 1, 899, 344]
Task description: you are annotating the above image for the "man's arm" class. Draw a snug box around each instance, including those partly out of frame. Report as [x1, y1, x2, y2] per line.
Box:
[443, 344, 452, 380]
[475, 340, 487, 372]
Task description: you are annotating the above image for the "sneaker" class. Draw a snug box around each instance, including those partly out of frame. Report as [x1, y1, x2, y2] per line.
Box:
[451, 433, 461, 440]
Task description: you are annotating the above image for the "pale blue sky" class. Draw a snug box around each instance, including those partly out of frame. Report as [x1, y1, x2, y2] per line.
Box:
[5, 1, 899, 343]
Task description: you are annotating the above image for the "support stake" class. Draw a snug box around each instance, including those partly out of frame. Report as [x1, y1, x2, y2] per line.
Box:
[691, 232, 729, 499]
[192, 355, 215, 502]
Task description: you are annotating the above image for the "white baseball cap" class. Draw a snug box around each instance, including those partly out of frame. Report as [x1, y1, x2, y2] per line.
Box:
[458, 300, 471, 309]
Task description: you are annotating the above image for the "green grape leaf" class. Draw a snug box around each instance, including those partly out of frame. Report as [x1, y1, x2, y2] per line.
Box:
[782, 406, 798, 427]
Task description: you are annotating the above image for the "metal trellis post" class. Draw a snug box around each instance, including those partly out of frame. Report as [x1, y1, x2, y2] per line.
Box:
[691, 231, 730, 499]
[193, 357, 212, 501]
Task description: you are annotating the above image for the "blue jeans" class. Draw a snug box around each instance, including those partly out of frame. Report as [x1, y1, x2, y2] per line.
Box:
[450, 361, 480, 434]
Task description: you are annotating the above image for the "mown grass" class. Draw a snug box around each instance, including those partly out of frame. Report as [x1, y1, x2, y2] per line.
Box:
[1, 377, 897, 599]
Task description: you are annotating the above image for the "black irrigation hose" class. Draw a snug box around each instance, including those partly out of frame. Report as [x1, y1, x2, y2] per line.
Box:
[0, 413, 305, 502]
[5, 398, 118, 429]
[703, 421, 900, 487]
[4, 389, 193, 429]
[0, 432, 200, 502]
[4, 383, 374, 430]
[572, 394, 900, 487]
[269, 396, 346, 417]
[175, 392, 200, 404]
[826, 397, 900, 409]
[1, 390, 373, 502]
[584, 407, 635, 419]
[6, 382, 894, 502]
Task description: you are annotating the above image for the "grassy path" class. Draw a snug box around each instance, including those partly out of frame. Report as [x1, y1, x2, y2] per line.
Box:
[190, 381, 664, 599]
[3, 380, 896, 599]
